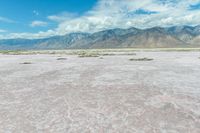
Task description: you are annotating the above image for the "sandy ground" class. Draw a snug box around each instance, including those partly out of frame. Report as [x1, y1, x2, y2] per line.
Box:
[0, 52, 200, 133]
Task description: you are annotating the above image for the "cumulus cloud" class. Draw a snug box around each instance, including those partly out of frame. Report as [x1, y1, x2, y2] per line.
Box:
[30, 20, 48, 27]
[55, 0, 200, 35]
[2, 0, 200, 39]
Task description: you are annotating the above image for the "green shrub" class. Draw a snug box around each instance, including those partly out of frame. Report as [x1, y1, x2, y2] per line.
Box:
[129, 58, 153, 61]
[20, 62, 32, 64]
[57, 58, 67, 60]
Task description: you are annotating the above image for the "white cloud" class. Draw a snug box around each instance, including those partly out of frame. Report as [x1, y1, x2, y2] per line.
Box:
[30, 21, 48, 27]
[0, 29, 7, 33]
[0, 16, 15, 23]
[48, 12, 78, 22]
[54, 0, 200, 35]
[1, 0, 200, 39]
[0, 30, 56, 39]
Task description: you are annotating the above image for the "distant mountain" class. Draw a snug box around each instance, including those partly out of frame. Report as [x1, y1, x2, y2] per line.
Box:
[0, 33, 89, 50]
[1, 25, 200, 50]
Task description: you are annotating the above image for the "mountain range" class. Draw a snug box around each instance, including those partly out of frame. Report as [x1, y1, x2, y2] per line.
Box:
[1, 25, 200, 50]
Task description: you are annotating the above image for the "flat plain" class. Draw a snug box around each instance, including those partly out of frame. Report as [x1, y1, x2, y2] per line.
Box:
[0, 50, 200, 133]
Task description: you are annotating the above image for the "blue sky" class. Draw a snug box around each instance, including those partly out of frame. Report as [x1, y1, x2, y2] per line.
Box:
[1, 0, 200, 39]
[0, 0, 97, 33]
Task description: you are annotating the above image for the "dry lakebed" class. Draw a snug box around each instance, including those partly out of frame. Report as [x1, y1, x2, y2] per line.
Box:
[0, 51, 200, 133]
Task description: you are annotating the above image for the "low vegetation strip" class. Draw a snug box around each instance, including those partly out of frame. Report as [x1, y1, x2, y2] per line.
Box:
[78, 52, 99, 57]
[1, 48, 200, 56]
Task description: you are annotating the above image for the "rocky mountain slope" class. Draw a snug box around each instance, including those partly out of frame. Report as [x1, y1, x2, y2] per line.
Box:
[0, 25, 200, 50]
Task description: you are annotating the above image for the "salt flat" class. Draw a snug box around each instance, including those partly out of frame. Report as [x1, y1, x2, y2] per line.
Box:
[0, 52, 200, 133]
